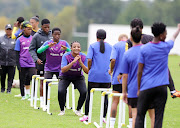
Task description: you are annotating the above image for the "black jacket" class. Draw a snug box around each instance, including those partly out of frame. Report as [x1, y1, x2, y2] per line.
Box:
[0, 34, 16, 66]
[29, 29, 52, 64]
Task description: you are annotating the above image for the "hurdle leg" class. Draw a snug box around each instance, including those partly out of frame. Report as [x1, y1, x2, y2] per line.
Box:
[100, 93, 105, 127]
[34, 78, 39, 109]
[43, 80, 47, 111]
[81, 106, 84, 114]
[118, 96, 123, 128]
[106, 95, 113, 128]
[47, 84, 52, 115]
[122, 99, 126, 126]
[144, 114, 146, 128]
[30, 76, 35, 107]
[66, 86, 71, 109]
[88, 91, 94, 124]
[72, 83, 75, 112]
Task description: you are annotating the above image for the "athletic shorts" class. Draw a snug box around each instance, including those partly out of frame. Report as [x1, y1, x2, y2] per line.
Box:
[112, 84, 122, 93]
[21, 67, 36, 85]
[128, 98, 138, 108]
[88, 82, 111, 89]
[44, 71, 59, 79]
[36, 63, 44, 76]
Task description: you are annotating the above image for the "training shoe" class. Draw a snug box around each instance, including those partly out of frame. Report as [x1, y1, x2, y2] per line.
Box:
[25, 94, 30, 99]
[79, 115, 88, 122]
[21, 96, 26, 100]
[75, 110, 82, 116]
[58, 111, 65, 116]
[14, 94, 22, 97]
[171, 91, 180, 98]
[103, 118, 107, 124]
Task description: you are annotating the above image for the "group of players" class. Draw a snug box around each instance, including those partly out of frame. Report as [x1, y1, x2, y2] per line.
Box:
[2, 16, 180, 128]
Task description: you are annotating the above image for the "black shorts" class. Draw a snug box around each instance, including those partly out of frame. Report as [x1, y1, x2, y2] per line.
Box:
[128, 98, 138, 108]
[21, 67, 36, 85]
[44, 71, 59, 79]
[88, 82, 111, 89]
[36, 63, 44, 76]
[112, 84, 122, 93]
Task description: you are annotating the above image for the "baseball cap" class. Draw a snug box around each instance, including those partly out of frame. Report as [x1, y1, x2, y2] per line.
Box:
[5, 24, 12, 30]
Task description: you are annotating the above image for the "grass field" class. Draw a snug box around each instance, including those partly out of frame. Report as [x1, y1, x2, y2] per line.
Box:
[0, 55, 180, 128]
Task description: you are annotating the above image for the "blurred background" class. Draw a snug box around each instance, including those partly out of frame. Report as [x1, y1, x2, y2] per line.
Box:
[0, 0, 179, 51]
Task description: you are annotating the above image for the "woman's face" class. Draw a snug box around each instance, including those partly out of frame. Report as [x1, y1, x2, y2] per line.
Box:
[71, 42, 81, 54]
[52, 30, 60, 42]
[24, 27, 32, 36]
[30, 19, 39, 29]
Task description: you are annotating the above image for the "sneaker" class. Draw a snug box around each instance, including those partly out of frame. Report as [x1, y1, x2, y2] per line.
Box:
[6, 91, 11, 94]
[25, 94, 30, 99]
[171, 91, 180, 98]
[79, 115, 88, 122]
[75, 110, 82, 116]
[103, 118, 106, 124]
[58, 111, 65, 116]
[21, 96, 26, 100]
[14, 94, 22, 97]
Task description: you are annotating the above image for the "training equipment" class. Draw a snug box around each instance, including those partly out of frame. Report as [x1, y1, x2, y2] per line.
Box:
[12, 79, 20, 88]
[106, 93, 125, 128]
[84, 88, 112, 127]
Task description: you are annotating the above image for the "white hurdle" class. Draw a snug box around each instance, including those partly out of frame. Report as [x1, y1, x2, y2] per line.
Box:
[30, 75, 40, 107]
[43, 79, 58, 111]
[47, 82, 59, 115]
[34, 76, 44, 109]
[86, 88, 112, 125]
[106, 93, 125, 128]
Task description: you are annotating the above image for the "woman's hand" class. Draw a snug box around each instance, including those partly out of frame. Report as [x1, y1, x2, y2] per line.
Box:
[61, 45, 67, 50]
[48, 42, 57, 47]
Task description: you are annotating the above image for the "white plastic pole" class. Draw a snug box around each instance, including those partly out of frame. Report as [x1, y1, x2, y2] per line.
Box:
[30, 75, 39, 107]
[106, 94, 113, 128]
[88, 90, 94, 124]
[118, 96, 123, 128]
[66, 86, 70, 109]
[99, 92, 105, 127]
[72, 83, 75, 112]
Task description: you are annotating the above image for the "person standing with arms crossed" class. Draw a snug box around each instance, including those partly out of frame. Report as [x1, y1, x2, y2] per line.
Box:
[0, 24, 16, 93]
[29, 19, 52, 107]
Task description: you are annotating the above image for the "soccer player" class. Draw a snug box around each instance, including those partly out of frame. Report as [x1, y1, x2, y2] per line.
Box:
[30, 16, 40, 36]
[12, 17, 24, 39]
[58, 41, 87, 116]
[0, 24, 16, 93]
[121, 27, 154, 128]
[29, 19, 52, 107]
[135, 22, 180, 128]
[37, 27, 70, 106]
[127, 18, 180, 98]
[14, 21, 36, 100]
[108, 34, 128, 128]
[80, 29, 112, 122]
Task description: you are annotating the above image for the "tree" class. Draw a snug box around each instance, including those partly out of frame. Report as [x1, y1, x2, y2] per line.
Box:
[50, 6, 76, 42]
[114, 1, 152, 26]
[76, 0, 121, 32]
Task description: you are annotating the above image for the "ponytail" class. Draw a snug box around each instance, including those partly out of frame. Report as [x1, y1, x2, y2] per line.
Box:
[100, 39, 105, 53]
[96, 29, 106, 53]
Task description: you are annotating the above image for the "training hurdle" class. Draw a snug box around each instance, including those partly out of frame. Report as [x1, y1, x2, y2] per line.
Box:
[84, 88, 112, 126]
[30, 75, 40, 107]
[47, 82, 59, 115]
[43, 79, 58, 111]
[34, 76, 45, 109]
[106, 93, 126, 128]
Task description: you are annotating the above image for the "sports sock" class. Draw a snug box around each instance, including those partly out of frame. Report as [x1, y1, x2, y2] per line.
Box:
[110, 117, 116, 127]
[129, 118, 133, 128]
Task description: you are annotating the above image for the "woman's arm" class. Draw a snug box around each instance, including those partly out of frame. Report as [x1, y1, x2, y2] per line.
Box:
[137, 63, 144, 96]
[61, 56, 79, 73]
[78, 56, 88, 74]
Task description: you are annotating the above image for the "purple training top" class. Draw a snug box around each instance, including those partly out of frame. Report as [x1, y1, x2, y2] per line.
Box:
[43, 40, 70, 72]
[60, 52, 88, 77]
[14, 35, 35, 67]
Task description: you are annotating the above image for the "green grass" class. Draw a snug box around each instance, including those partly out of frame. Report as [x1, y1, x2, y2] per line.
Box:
[0, 55, 180, 128]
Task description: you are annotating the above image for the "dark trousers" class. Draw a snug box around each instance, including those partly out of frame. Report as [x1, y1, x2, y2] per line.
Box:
[44, 71, 59, 104]
[168, 69, 175, 91]
[85, 82, 111, 117]
[58, 76, 87, 111]
[1, 66, 15, 92]
[20, 67, 36, 96]
[135, 85, 167, 128]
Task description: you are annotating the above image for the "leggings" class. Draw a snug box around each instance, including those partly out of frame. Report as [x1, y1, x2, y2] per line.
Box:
[58, 76, 87, 111]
